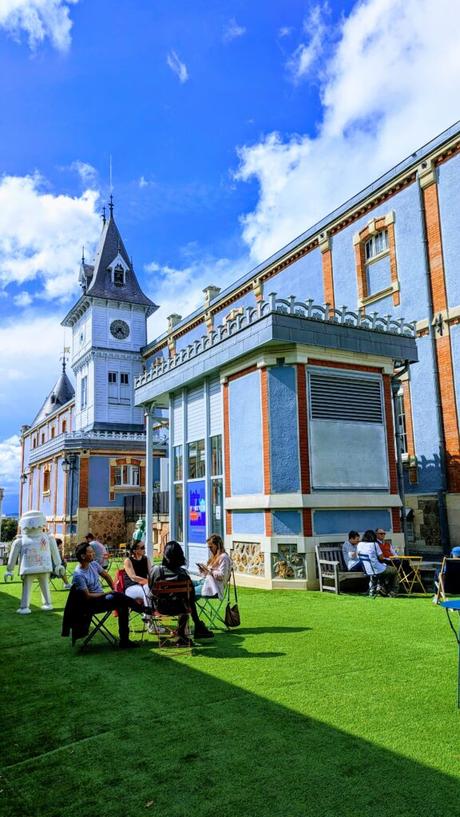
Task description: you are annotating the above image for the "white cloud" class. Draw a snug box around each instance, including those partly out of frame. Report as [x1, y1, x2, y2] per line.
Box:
[0, 0, 79, 52]
[236, 0, 460, 262]
[144, 252, 247, 338]
[223, 18, 246, 43]
[0, 434, 21, 488]
[286, 4, 328, 83]
[70, 160, 97, 185]
[0, 173, 100, 301]
[166, 50, 189, 83]
[13, 291, 33, 307]
[278, 26, 293, 38]
[139, 175, 150, 188]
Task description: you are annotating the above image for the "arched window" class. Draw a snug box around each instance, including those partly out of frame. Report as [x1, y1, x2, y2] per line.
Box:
[62, 420, 67, 433]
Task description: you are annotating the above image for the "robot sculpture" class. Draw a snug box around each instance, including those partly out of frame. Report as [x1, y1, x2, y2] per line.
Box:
[4, 510, 65, 614]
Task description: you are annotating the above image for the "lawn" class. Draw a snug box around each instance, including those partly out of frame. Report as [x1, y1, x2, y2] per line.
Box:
[0, 568, 459, 817]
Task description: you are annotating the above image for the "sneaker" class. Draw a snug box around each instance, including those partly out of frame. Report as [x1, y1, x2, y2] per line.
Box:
[119, 640, 140, 649]
[432, 595, 439, 605]
[194, 624, 214, 639]
[63, 583, 72, 590]
[147, 622, 170, 635]
[176, 637, 194, 648]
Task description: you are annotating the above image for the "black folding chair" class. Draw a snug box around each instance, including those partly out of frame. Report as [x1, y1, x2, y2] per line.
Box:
[62, 587, 118, 650]
[357, 553, 379, 597]
[196, 569, 236, 629]
[80, 610, 118, 650]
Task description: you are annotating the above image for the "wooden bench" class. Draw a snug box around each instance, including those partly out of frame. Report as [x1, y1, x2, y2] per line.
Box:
[315, 543, 368, 594]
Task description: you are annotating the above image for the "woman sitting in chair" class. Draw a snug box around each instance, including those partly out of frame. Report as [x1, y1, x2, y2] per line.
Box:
[194, 534, 231, 599]
[150, 541, 213, 646]
[123, 541, 153, 612]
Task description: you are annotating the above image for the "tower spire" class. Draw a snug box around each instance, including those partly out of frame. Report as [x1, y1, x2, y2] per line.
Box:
[101, 206, 106, 226]
[109, 193, 114, 218]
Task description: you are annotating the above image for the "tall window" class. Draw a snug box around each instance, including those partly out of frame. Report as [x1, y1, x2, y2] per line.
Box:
[365, 229, 389, 260]
[188, 439, 205, 479]
[210, 434, 223, 537]
[81, 375, 88, 408]
[120, 372, 130, 403]
[174, 484, 183, 541]
[108, 371, 117, 401]
[43, 468, 50, 493]
[173, 446, 183, 481]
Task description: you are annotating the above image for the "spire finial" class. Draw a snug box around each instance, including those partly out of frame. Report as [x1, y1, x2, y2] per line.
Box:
[109, 193, 114, 218]
[81, 245, 85, 265]
[101, 206, 106, 225]
[60, 345, 70, 373]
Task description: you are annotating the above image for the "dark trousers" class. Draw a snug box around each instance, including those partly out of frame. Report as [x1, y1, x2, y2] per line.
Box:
[88, 592, 144, 644]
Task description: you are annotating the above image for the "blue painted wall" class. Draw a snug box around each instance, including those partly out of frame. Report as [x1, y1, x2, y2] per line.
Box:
[232, 511, 265, 534]
[367, 255, 391, 295]
[266, 249, 324, 303]
[272, 510, 301, 535]
[89, 456, 124, 507]
[212, 290, 257, 324]
[175, 322, 207, 353]
[406, 336, 443, 493]
[229, 370, 263, 495]
[450, 325, 460, 430]
[268, 366, 300, 493]
[313, 509, 392, 535]
[56, 457, 65, 516]
[438, 154, 460, 306]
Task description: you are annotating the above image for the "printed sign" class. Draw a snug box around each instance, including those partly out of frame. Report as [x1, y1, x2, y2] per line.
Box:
[188, 480, 206, 544]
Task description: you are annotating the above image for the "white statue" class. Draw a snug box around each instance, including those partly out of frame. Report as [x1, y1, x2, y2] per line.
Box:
[4, 510, 65, 614]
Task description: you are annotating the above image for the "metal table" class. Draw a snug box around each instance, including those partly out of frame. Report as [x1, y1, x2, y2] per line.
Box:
[440, 599, 460, 708]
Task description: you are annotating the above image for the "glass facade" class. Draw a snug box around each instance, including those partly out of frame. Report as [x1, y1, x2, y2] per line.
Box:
[188, 439, 205, 479]
[174, 484, 183, 542]
[211, 435, 222, 477]
[173, 445, 183, 481]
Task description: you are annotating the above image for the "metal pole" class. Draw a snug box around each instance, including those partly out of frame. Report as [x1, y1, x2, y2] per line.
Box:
[145, 404, 154, 561]
[68, 462, 74, 552]
[391, 374, 408, 551]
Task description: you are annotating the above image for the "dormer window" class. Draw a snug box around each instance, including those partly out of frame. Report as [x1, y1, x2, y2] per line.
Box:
[113, 265, 125, 287]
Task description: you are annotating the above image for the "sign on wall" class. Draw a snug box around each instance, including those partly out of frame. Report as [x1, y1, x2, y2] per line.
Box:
[187, 480, 206, 544]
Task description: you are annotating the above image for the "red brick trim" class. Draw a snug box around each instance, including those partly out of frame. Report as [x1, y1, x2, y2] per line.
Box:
[383, 375, 398, 494]
[302, 508, 313, 537]
[308, 359, 382, 374]
[79, 456, 89, 509]
[391, 507, 401, 533]
[423, 183, 460, 492]
[402, 381, 416, 458]
[321, 248, 335, 310]
[223, 381, 231, 498]
[265, 510, 272, 536]
[226, 510, 232, 535]
[227, 364, 258, 383]
[296, 365, 310, 494]
[260, 367, 271, 494]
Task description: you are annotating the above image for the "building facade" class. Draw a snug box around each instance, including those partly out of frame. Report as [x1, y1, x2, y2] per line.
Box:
[135, 121, 460, 585]
[19, 209, 166, 551]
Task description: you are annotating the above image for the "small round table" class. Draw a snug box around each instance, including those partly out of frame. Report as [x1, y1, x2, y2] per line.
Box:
[440, 599, 460, 708]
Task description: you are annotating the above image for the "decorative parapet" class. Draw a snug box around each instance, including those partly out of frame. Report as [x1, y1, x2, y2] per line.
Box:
[65, 430, 147, 442]
[135, 292, 416, 390]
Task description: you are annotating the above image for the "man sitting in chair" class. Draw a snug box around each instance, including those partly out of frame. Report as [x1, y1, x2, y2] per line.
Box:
[72, 541, 145, 648]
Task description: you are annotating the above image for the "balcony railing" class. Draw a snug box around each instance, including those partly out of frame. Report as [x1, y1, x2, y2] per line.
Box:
[124, 492, 169, 523]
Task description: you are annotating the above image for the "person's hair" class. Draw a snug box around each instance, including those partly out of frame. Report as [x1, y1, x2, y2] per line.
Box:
[362, 529, 377, 543]
[75, 541, 91, 563]
[206, 533, 225, 566]
[162, 540, 186, 572]
[130, 540, 144, 554]
[348, 530, 360, 540]
[85, 532, 94, 540]
[55, 537, 62, 546]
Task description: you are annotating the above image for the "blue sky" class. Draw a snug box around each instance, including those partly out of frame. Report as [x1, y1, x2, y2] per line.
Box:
[0, 0, 459, 513]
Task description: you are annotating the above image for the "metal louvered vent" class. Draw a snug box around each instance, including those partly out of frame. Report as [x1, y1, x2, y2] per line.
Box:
[309, 372, 383, 423]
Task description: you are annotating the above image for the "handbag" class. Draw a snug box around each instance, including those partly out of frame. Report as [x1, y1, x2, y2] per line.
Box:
[224, 570, 240, 627]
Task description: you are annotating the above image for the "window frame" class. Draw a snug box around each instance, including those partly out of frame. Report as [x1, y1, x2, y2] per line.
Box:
[354, 213, 399, 308]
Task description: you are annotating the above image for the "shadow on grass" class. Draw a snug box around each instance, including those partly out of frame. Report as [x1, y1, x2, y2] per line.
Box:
[0, 588, 458, 817]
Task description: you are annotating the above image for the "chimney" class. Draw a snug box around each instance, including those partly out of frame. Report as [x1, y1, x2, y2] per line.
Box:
[167, 314, 182, 332]
[203, 285, 221, 307]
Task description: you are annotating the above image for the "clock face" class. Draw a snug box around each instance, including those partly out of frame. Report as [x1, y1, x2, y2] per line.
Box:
[110, 319, 130, 340]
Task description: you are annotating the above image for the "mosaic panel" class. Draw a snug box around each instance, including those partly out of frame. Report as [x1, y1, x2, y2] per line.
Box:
[271, 544, 306, 579]
[231, 541, 265, 576]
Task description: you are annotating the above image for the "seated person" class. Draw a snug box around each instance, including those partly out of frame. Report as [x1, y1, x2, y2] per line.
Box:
[433, 545, 460, 601]
[149, 541, 213, 646]
[123, 541, 153, 614]
[357, 530, 399, 597]
[342, 530, 362, 572]
[72, 541, 144, 648]
[194, 534, 232, 598]
[376, 527, 397, 559]
[85, 532, 109, 569]
[55, 537, 72, 590]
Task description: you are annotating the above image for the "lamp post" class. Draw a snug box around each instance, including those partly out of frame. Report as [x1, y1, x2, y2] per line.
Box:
[62, 454, 77, 551]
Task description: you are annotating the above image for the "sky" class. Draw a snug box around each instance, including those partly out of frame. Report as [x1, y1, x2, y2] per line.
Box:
[0, 0, 460, 514]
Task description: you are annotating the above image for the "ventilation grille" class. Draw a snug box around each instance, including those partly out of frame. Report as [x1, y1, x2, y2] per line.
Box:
[309, 372, 383, 423]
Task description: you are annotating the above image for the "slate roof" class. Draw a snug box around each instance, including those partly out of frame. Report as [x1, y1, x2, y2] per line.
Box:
[85, 215, 157, 312]
[31, 365, 75, 427]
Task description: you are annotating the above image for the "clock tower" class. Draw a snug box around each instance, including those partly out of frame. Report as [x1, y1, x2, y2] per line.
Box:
[62, 207, 157, 433]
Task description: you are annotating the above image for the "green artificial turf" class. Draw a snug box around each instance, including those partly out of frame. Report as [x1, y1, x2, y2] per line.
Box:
[0, 568, 459, 817]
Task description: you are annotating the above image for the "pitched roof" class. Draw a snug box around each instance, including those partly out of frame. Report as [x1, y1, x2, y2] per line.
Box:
[31, 365, 75, 427]
[84, 214, 157, 313]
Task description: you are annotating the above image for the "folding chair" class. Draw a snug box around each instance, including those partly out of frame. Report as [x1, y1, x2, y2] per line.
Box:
[62, 587, 118, 650]
[113, 568, 148, 642]
[356, 553, 379, 597]
[196, 569, 235, 629]
[434, 558, 460, 604]
[150, 579, 193, 652]
[80, 610, 118, 650]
